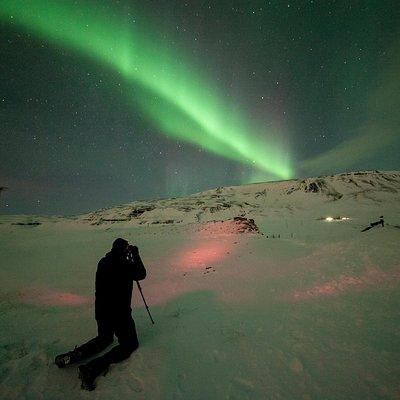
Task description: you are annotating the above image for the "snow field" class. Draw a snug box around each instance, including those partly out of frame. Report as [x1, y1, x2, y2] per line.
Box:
[1, 171, 399, 399]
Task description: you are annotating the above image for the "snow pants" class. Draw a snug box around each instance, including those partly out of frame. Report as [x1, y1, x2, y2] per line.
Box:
[76, 315, 139, 376]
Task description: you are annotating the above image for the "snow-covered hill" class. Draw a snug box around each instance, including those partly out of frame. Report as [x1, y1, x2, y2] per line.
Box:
[77, 170, 400, 226]
[2, 170, 399, 229]
[0, 170, 399, 399]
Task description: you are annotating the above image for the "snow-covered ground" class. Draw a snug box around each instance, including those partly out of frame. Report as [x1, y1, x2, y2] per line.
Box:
[0, 171, 399, 399]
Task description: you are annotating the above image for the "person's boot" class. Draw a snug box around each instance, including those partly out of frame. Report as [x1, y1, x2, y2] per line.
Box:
[54, 346, 83, 368]
[78, 364, 97, 391]
[78, 356, 110, 391]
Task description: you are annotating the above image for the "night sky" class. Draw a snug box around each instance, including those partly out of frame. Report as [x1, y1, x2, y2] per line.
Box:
[1, 1, 399, 215]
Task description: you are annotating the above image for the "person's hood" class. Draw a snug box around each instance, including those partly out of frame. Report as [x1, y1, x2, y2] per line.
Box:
[112, 237, 129, 252]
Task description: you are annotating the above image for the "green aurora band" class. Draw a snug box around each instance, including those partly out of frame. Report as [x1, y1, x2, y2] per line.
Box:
[0, 0, 292, 179]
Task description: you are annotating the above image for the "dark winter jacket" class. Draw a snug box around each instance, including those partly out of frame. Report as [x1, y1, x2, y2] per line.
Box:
[95, 248, 147, 321]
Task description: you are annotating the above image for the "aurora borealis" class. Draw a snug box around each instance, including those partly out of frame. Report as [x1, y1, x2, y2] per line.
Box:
[1, 1, 399, 214]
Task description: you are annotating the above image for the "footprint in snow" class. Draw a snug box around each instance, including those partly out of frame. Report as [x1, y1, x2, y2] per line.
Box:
[227, 377, 257, 399]
[2, 342, 29, 361]
[126, 373, 144, 393]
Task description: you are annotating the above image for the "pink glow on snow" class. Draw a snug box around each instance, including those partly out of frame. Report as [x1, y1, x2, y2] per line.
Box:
[289, 266, 400, 301]
[21, 287, 92, 306]
[145, 228, 248, 305]
[171, 230, 240, 270]
[177, 241, 231, 268]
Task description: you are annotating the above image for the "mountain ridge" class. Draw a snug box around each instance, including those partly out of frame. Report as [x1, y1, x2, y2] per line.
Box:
[79, 170, 400, 226]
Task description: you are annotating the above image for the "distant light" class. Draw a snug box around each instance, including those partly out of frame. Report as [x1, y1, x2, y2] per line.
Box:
[324, 216, 350, 222]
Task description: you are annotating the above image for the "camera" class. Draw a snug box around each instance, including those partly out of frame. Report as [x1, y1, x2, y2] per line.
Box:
[127, 244, 139, 256]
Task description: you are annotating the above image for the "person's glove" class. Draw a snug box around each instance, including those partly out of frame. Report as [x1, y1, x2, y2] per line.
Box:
[127, 244, 139, 256]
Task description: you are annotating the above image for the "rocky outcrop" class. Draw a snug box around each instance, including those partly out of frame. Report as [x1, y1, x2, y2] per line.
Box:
[196, 217, 262, 235]
[287, 178, 343, 200]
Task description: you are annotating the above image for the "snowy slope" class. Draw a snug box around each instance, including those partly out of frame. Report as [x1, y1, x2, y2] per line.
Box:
[76, 170, 400, 226]
[0, 170, 399, 399]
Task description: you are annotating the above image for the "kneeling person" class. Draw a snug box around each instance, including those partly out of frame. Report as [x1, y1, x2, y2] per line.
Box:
[55, 238, 147, 391]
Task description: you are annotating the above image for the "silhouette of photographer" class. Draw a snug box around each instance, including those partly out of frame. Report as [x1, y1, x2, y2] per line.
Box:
[55, 238, 147, 390]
